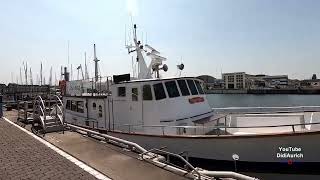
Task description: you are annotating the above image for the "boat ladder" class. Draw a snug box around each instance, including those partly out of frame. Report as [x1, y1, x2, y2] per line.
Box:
[32, 95, 64, 135]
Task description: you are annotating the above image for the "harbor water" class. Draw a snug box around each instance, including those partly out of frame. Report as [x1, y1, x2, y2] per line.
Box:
[207, 94, 320, 108]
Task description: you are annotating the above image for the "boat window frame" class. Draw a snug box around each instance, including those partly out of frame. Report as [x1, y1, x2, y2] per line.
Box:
[187, 79, 199, 95]
[132, 87, 138, 101]
[118, 86, 126, 97]
[177, 79, 190, 96]
[153, 82, 167, 100]
[98, 105, 103, 117]
[93, 102, 96, 110]
[66, 100, 71, 110]
[71, 101, 77, 111]
[165, 80, 180, 98]
[142, 84, 153, 101]
[76, 101, 84, 113]
[194, 80, 204, 94]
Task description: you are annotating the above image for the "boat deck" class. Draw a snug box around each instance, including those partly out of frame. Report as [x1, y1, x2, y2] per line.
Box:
[1, 111, 189, 180]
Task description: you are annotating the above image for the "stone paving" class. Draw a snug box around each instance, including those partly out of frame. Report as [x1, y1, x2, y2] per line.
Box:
[0, 118, 98, 180]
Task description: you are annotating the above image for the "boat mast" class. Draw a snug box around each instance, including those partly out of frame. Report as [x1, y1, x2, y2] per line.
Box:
[84, 52, 89, 79]
[40, 62, 43, 86]
[93, 44, 100, 82]
[126, 24, 150, 79]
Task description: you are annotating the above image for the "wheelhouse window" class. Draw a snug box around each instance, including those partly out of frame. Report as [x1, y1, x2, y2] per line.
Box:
[93, 102, 96, 110]
[143, 84, 153, 100]
[132, 88, 138, 101]
[153, 82, 166, 100]
[118, 87, 126, 97]
[66, 100, 71, 110]
[177, 80, 190, 96]
[77, 101, 84, 113]
[98, 105, 103, 117]
[187, 80, 198, 95]
[195, 80, 204, 94]
[71, 101, 77, 111]
[165, 81, 180, 98]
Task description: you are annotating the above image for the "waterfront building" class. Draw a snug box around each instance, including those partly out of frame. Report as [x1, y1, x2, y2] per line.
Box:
[263, 75, 289, 88]
[222, 72, 246, 89]
[300, 79, 320, 89]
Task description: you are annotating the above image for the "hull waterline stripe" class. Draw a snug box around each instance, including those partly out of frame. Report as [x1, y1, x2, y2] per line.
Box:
[3, 117, 111, 180]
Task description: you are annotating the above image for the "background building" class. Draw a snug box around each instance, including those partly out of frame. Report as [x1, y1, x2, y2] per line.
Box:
[222, 72, 246, 89]
[197, 75, 224, 89]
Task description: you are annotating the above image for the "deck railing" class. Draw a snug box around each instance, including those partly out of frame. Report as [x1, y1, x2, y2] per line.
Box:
[66, 123, 258, 180]
[113, 121, 320, 136]
[212, 106, 320, 114]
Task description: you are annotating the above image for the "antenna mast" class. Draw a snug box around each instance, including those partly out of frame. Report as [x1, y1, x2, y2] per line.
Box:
[84, 52, 89, 79]
[49, 66, 52, 86]
[93, 44, 100, 82]
[29, 67, 33, 85]
[20, 67, 22, 84]
[23, 62, 28, 85]
[40, 62, 43, 86]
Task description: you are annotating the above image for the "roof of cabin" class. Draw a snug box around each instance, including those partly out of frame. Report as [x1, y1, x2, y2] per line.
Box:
[115, 77, 202, 84]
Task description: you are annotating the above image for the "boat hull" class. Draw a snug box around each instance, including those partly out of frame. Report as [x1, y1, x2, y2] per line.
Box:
[103, 130, 320, 174]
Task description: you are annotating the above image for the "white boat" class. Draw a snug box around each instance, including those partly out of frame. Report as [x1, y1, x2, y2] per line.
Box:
[61, 24, 320, 174]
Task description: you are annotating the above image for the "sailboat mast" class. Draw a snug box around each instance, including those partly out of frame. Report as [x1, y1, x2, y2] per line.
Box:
[93, 44, 100, 82]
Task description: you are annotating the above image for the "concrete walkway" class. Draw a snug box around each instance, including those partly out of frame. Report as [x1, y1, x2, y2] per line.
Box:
[0, 118, 99, 180]
[2, 111, 188, 180]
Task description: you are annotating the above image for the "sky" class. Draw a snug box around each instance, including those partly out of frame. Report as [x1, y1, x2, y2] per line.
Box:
[1, 0, 320, 84]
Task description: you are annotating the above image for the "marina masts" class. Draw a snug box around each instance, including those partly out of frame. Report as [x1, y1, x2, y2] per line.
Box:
[29, 67, 33, 85]
[23, 62, 28, 85]
[93, 44, 100, 82]
[49, 66, 52, 86]
[84, 52, 89, 79]
[19, 67, 22, 85]
[40, 62, 43, 86]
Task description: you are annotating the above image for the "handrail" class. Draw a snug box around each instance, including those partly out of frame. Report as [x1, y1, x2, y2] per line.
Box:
[115, 121, 320, 130]
[37, 105, 46, 130]
[50, 94, 63, 106]
[213, 105, 320, 109]
[66, 123, 258, 180]
[54, 104, 64, 125]
[140, 148, 201, 179]
[112, 121, 320, 135]
[213, 106, 320, 114]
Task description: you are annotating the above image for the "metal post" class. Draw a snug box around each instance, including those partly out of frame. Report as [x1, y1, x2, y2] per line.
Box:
[99, 76, 102, 95]
[292, 125, 295, 133]
[91, 78, 94, 96]
[225, 116, 227, 135]
[162, 126, 165, 135]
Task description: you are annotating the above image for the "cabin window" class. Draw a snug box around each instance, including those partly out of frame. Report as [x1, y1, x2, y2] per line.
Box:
[195, 80, 204, 94]
[177, 80, 190, 96]
[165, 81, 180, 98]
[153, 83, 166, 100]
[77, 101, 84, 113]
[118, 87, 126, 97]
[71, 101, 77, 111]
[143, 85, 153, 100]
[187, 80, 198, 95]
[98, 105, 103, 117]
[66, 100, 71, 110]
[132, 88, 138, 101]
[93, 102, 96, 110]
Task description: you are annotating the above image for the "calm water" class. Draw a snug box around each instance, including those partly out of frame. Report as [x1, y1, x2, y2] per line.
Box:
[206, 94, 320, 108]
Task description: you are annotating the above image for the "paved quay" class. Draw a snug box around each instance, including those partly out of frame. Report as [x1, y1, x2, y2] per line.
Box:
[2, 111, 189, 180]
[0, 118, 99, 180]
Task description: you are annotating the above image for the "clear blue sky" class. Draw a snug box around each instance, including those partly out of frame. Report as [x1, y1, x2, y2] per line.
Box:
[1, 0, 320, 84]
